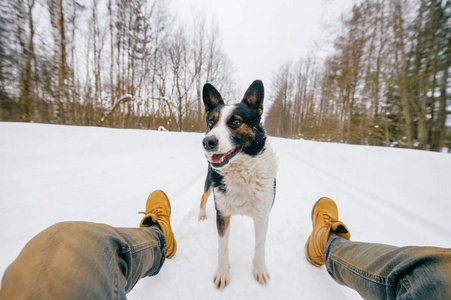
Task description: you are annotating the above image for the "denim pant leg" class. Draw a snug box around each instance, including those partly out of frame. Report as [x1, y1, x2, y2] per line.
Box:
[324, 234, 451, 300]
[0, 221, 167, 300]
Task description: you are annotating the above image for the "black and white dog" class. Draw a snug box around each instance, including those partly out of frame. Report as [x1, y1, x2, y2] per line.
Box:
[198, 80, 277, 290]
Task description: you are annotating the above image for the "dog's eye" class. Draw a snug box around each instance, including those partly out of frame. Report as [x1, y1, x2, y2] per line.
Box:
[208, 119, 215, 128]
[231, 119, 242, 128]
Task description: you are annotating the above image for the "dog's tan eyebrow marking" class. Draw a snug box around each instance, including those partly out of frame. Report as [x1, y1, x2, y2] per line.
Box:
[212, 112, 219, 123]
[208, 112, 220, 130]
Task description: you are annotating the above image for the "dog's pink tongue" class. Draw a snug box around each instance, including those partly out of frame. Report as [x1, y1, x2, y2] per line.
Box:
[211, 153, 226, 163]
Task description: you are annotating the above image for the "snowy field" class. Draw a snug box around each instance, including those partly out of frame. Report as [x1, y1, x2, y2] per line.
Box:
[1, 122, 451, 299]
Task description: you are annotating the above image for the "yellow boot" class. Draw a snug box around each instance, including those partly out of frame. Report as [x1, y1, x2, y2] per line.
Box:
[139, 190, 177, 259]
[305, 197, 350, 266]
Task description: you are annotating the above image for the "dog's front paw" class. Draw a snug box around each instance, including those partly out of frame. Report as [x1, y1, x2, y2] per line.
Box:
[213, 269, 230, 290]
[198, 207, 207, 221]
[253, 265, 270, 286]
[198, 211, 207, 221]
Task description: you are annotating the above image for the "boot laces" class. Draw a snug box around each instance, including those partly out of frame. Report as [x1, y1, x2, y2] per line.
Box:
[322, 213, 337, 227]
[139, 206, 167, 222]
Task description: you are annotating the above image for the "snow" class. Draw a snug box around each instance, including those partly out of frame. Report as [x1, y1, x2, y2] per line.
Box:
[1, 122, 451, 299]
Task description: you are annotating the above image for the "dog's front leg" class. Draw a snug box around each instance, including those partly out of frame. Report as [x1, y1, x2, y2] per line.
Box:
[252, 216, 270, 285]
[198, 185, 212, 221]
[213, 211, 231, 290]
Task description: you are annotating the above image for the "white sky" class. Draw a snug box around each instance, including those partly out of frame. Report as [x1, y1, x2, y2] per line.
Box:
[169, 0, 343, 92]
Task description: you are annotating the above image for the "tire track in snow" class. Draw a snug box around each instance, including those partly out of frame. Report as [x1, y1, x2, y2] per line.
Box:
[169, 167, 206, 201]
[168, 166, 209, 235]
[281, 149, 451, 240]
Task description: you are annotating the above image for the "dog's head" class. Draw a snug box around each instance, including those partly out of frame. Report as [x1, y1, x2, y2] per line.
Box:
[202, 80, 267, 169]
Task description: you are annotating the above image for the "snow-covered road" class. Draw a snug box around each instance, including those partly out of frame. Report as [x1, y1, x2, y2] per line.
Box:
[1, 123, 450, 299]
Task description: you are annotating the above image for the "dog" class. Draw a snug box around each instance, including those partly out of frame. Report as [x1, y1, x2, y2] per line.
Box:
[198, 80, 277, 290]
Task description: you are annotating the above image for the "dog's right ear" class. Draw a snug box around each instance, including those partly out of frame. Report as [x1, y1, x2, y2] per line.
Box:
[202, 83, 224, 114]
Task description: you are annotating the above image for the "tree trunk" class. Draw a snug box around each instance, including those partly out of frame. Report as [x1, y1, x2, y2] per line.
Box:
[50, 0, 67, 124]
[18, 0, 33, 122]
[393, 0, 414, 148]
[431, 33, 450, 151]
[108, 0, 115, 107]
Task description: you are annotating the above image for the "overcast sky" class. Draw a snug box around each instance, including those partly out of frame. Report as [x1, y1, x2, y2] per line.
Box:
[169, 0, 344, 93]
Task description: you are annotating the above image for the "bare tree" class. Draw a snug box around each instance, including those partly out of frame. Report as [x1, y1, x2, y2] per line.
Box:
[49, 0, 68, 124]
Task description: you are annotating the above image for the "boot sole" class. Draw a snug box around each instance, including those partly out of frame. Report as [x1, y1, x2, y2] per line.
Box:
[167, 238, 177, 259]
[304, 236, 323, 267]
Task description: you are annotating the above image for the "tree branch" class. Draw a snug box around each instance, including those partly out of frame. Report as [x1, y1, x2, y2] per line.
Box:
[97, 94, 137, 126]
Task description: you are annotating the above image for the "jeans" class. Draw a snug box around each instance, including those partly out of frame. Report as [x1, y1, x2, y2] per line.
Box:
[0, 222, 166, 300]
[325, 234, 451, 299]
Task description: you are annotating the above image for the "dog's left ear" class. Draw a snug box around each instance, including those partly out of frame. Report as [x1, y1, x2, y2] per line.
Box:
[242, 80, 264, 116]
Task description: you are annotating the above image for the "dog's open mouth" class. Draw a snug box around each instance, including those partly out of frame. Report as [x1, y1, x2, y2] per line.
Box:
[210, 146, 242, 168]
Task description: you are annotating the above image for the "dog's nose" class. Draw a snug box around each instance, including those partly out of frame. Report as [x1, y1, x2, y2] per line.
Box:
[203, 136, 218, 151]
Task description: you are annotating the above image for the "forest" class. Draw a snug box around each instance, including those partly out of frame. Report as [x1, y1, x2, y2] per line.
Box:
[0, 0, 236, 132]
[0, 0, 450, 151]
[265, 0, 450, 151]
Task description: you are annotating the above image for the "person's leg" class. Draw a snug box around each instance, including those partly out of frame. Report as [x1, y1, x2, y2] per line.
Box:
[325, 234, 451, 300]
[0, 190, 177, 300]
[0, 222, 166, 300]
[305, 197, 451, 300]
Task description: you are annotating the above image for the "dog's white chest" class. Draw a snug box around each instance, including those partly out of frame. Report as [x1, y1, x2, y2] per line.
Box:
[214, 143, 277, 218]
